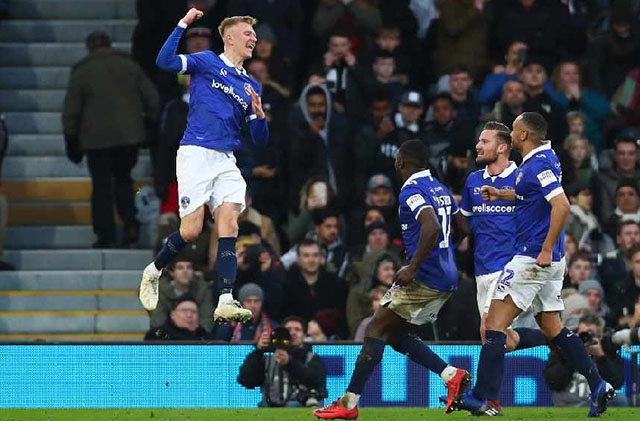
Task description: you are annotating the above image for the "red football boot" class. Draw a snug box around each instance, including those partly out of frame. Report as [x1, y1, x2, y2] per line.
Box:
[444, 369, 472, 413]
[313, 399, 359, 420]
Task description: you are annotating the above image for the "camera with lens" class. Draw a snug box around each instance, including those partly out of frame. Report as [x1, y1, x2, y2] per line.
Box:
[244, 243, 263, 271]
[266, 326, 291, 353]
[604, 326, 640, 351]
[579, 330, 598, 347]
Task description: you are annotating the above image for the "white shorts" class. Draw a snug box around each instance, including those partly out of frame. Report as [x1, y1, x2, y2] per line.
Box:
[176, 145, 246, 218]
[476, 271, 502, 315]
[493, 255, 566, 316]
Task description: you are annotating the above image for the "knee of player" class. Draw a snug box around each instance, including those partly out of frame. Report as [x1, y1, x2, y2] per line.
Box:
[179, 225, 202, 242]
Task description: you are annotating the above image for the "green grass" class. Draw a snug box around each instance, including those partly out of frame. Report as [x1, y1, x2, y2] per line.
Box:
[0, 408, 638, 421]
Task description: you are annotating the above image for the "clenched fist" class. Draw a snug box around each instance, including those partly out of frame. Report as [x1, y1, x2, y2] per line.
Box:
[182, 8, 204, 25]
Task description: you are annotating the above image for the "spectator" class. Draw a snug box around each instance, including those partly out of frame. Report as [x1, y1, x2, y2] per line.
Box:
[238, 315, 327, 407]
[607, 243, 640, 327]
[233, 232, 286, 322]
[481, 79, 526, 128]
[565, 181, 613, 254]
[370, 90, 427, 188]
[544, 312, 625, 407]
[360, 174, 400, 241]
[520, 55, 568, 146]
[605, 179, 640, 238]
[423, 93, 458, 169]
[319, 30, 369, 122]
[345, 220, 402, 285]
[563, 252, 594, 290]
[287, 83, 353, 211]
[282, 239, 347, 323]
[353, 89, 395, 201]
[346, 253, 398, 337]
[551, 61, 610, 152]
[599, 220, 640, 295]
[567, 111, 586, 137]
[184, 25, 212, 53]
[565, 231, 579, 263]
[144, 295, 210, 341]
[445, 65, 480, 125]
[148, 256, 214, 332]
[561, 134, 595, 188]
[440, 128, 474, 200]
[370, 24, 414, 85]
[307, 308, 344, 342]
[611, 66, 640, 129]
[214, 283, 279, 342]
[370, 51, 405, 109]
[307, 209, 350, 277]
[287, 176, 345, 246]
[431, 0, 489, 81]
[478, 41, 528, 107]
[593, 138, 640, 225]
[587, 0, 640, 98]
[578, 280, 613, 328]
[250, 24, 293, 90]
[353, 285, 387, 341]
[238, 191, 281, 255]
[62, 31, 159, 248]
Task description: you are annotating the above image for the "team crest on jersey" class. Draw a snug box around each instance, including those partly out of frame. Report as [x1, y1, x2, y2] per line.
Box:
[244, 83, 252, 95]
[180, 196, 190, 209]
[220, 68, 227, 76]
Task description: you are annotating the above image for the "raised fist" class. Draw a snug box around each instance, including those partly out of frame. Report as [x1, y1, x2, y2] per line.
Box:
[182, 8, 204, 25]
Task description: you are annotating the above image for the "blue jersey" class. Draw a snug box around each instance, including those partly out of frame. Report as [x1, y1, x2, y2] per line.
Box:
[514, 142, 565, 260]
[399, 170, 459, 291]
[156, 25, 268, 152]
[460, 163, 518, 276]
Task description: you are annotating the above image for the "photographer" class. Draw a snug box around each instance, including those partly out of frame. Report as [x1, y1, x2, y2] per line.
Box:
[544, 312, 626, 407]
[237, 316, 327, 407]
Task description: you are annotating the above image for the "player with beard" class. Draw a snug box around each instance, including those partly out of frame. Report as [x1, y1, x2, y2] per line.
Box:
[455, 121, 549, 414]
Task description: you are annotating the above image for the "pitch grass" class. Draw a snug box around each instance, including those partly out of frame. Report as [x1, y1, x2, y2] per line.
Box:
[0, 408, 638, 421]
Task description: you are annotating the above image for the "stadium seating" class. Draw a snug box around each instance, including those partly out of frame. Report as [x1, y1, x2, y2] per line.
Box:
[0, 0, 150, 341]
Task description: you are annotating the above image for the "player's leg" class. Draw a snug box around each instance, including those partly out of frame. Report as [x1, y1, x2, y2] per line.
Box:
[212, 201, 252, 322]
[139, 145, 207, 310]
[211, 152, 252, 322]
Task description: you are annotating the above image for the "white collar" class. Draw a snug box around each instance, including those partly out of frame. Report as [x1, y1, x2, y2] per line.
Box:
[482, 161, 518, 179]
[219, 53, 247, 75]
[402, 169, 431, 189]
[521, 141, 552, 163]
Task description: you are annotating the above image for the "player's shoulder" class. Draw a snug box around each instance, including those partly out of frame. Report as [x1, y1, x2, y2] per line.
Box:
[464, 169, 485, 185]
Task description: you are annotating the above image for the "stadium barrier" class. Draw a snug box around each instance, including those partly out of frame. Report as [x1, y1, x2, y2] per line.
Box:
[0, 344, 638, 408]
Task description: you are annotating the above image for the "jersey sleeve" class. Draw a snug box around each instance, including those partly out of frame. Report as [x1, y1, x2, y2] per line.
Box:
[179, 51, 212, 75]
[534, 160, 564, 202]
[459, 177, 473, 216]
[400, 187, 433, 221]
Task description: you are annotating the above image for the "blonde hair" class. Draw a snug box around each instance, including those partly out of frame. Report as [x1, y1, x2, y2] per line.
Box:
[218, 15, 257, 38]
[563, 133, 590, 153]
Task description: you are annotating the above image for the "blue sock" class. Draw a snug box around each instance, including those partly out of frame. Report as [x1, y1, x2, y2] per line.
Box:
[514, 328, 548, 350]
[216, 237, 237, 293]
[391, 334, 447, 374]
[473, 330, 506, 401]
[347, 337, 386, 394]
[552, 327, 603, 392]
[153, 231, 187, 270]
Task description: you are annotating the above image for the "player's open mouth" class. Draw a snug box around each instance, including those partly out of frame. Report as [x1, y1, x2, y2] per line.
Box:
[246, 43, 255, 52]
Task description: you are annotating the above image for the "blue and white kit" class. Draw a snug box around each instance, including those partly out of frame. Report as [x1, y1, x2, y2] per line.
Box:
[156, 23, 268, 217]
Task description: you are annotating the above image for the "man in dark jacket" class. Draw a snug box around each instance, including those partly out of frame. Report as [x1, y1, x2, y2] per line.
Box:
[238, 315, 327, 407]
[62, 31, 160, 248]
[544, 312, 625, 407]
[144, 295, 209, 341]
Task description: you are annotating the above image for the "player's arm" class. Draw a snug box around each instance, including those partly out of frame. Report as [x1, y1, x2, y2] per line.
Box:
[247, 86, 269, 146]
[480, 185, 515, 202]
[156, 8, 203, 73]
[395, 207, 440, 286]
[451, 211, 470, 244]
[537, 191, 570, 267]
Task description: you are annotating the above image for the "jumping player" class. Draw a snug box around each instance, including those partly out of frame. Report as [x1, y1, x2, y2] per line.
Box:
[139, 9, 268, 322]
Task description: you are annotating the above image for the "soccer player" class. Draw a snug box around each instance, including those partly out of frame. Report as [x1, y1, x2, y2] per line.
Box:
[457, 121, 549, 414]
[453, 113, 614, 417]
[313, 140, 472, 420]
[138, 9, 268, 322]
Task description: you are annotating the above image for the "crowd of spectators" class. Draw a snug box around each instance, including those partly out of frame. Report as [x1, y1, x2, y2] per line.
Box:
[60, 0, 640, 358]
